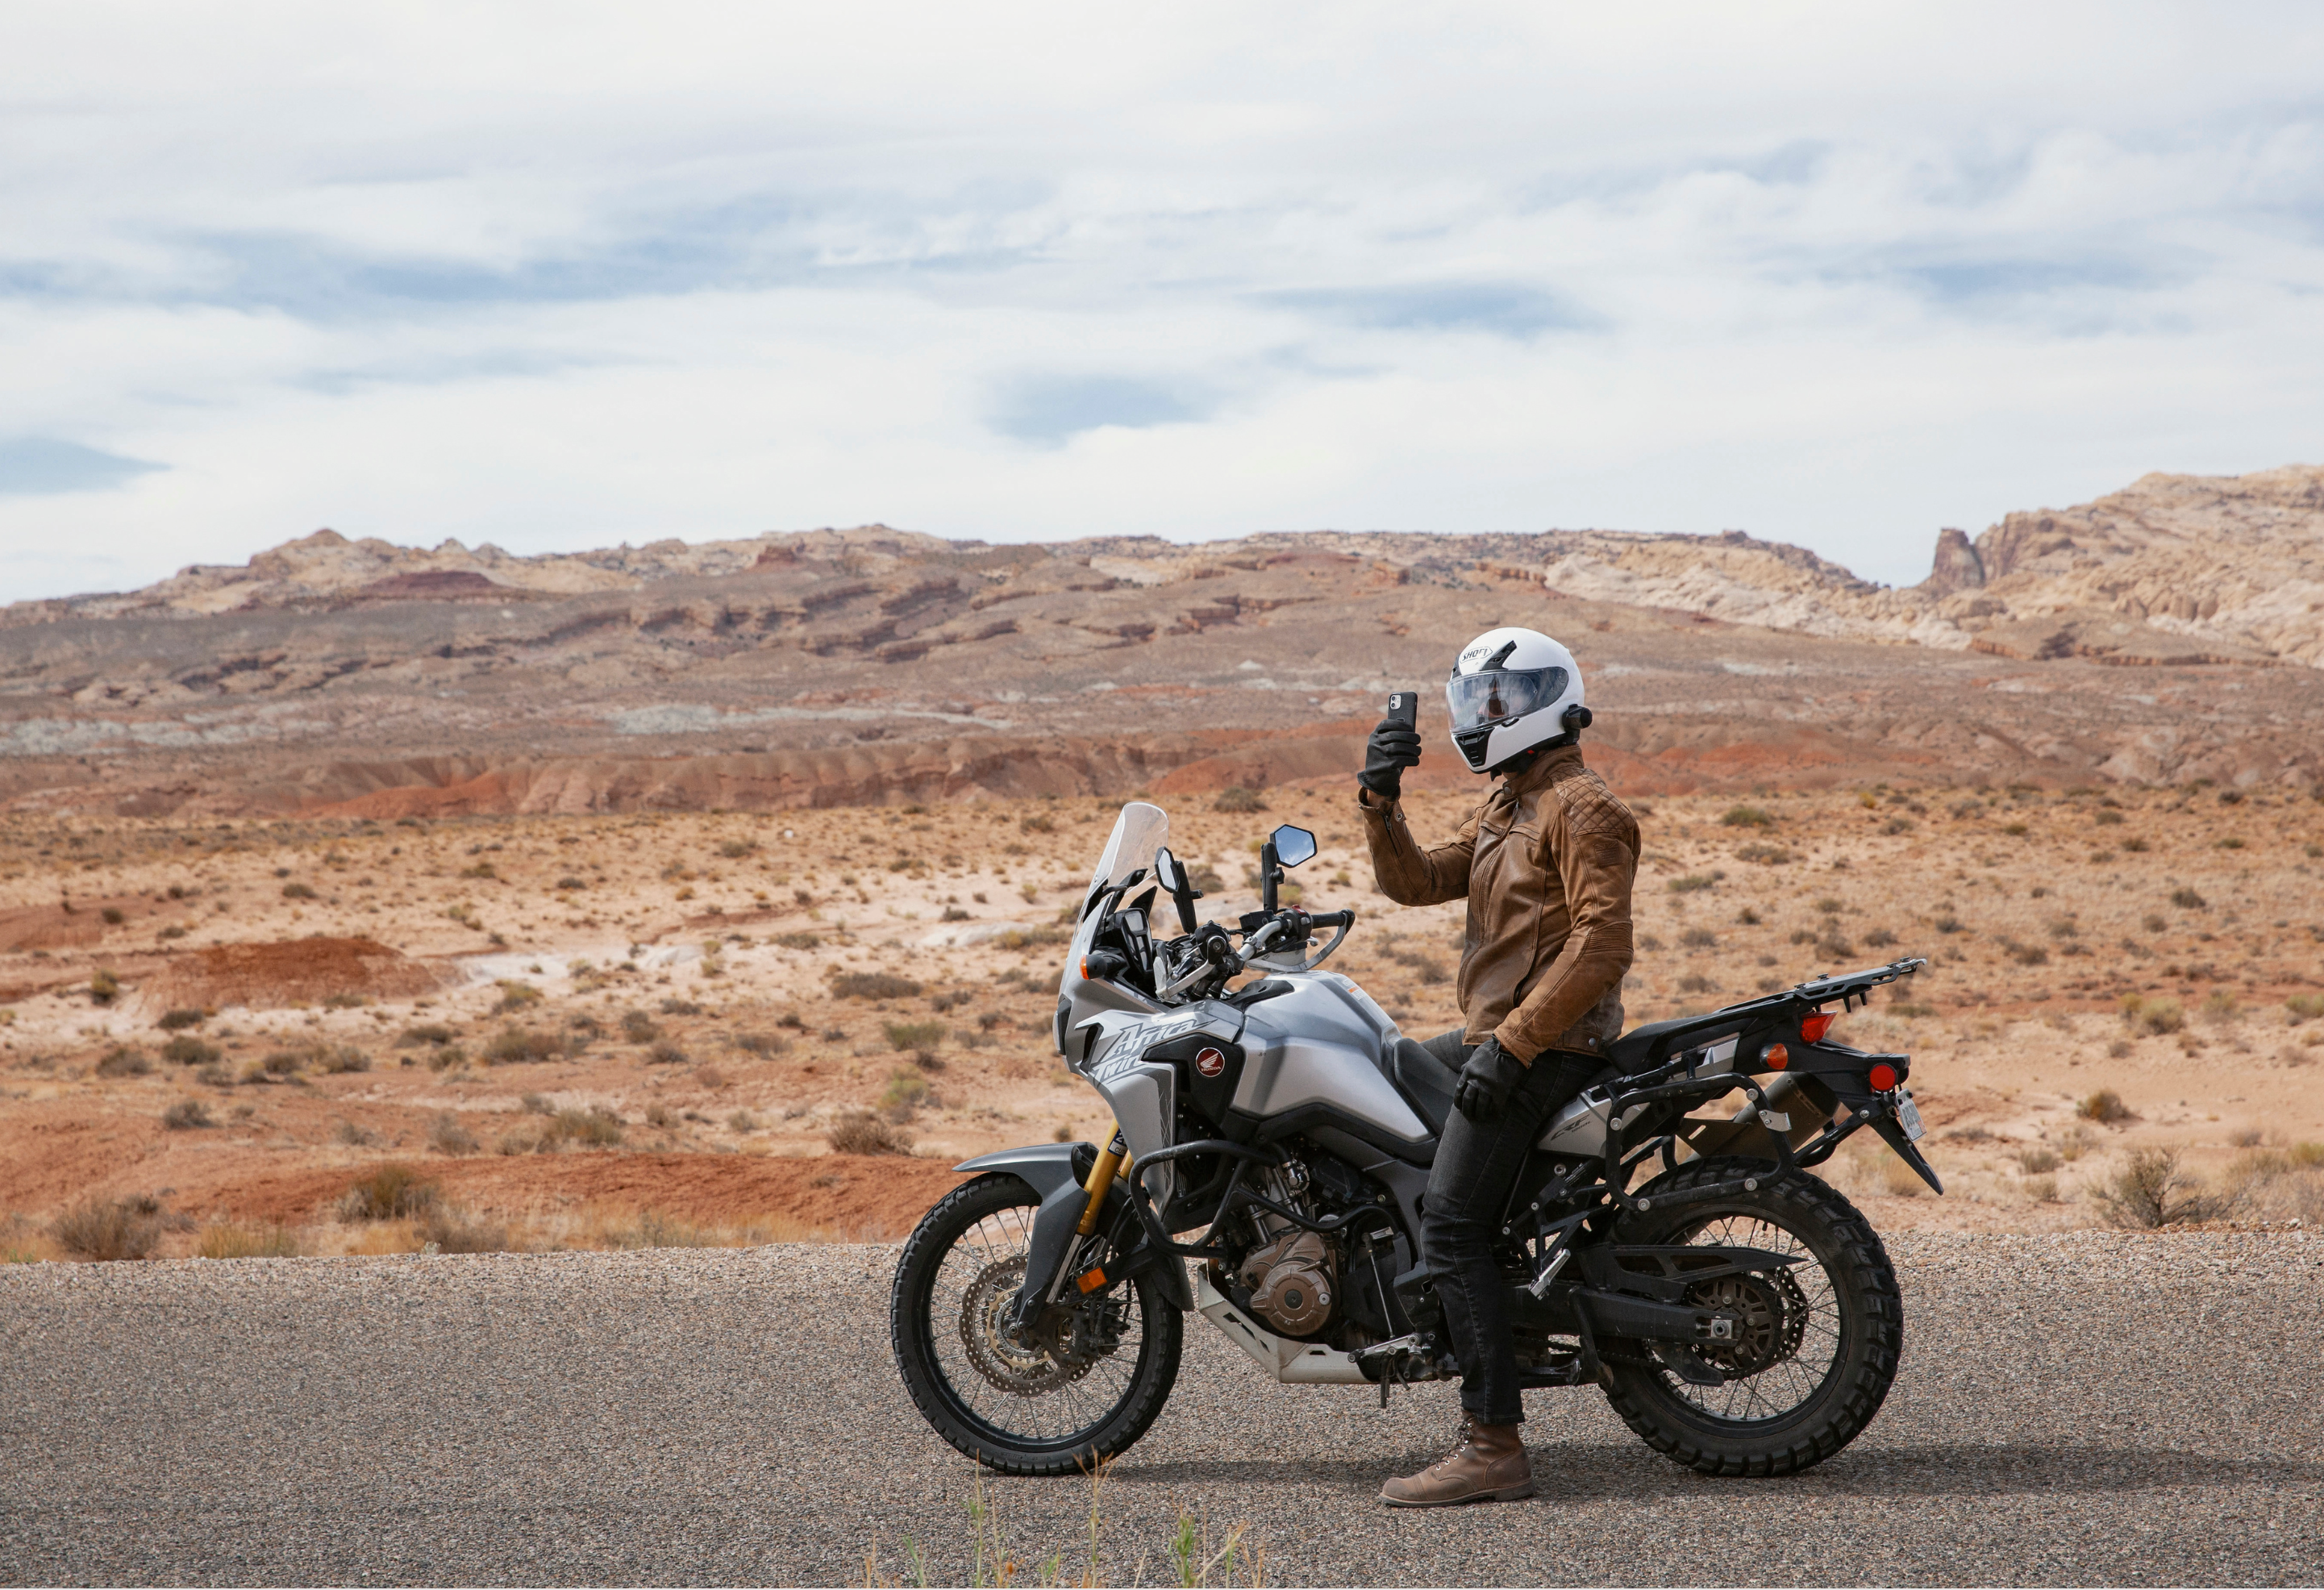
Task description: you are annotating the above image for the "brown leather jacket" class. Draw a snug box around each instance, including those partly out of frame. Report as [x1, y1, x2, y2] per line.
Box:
[1357, 744, 1638, 1063]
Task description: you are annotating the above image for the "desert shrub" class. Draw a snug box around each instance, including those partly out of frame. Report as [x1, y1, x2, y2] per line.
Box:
[994, 925, 1071, 951]
[419, 1205, 512, 1254]
[161, 1034, 219, 1067]
[2001, 822, 2030, 837]
[2095, 1147, 2224, 1229]
[645, 1103, 674, 1129]
[556, 876, 587, 890]
[661, 996, 706, 1015]
[2121, 836, 2150, 852]
[314, 1044, 369, 1074]
[484, 1026, 564, 1064]
[827, 1112, 914, 1156]
[1020, 812, 1057, 833]
[99, 906, 125, 925]
[1679, 927, 1718, 949]
[2079, 1088, 2134, 1124]
[930, 989, 975, 1012]
[1720, 805, 1774, 828]
[2169, 887, 2207, 910]
[881, 1069, 931, 1114]
[1676, 972, 1715, 994]
[95, 1045, 152, 1078]
[2201, 990, 2243, 1025]
[734, 1031, 790, 1058]
[977, 1010, 1007, 1031]
[546, 1107, 623, 1148]
[718, 838, 757, 859]
[2095, 809, 2124, 826]
[831, 971, 923, 1001]
[322, 992, 369, 1010]
[776, 931, 823, 951]
[648, 1040, 689, 1065]
[198, 1223, 300, 1259]
[52, 1197, 163, 1260]
[2005, 942, 2049, 967]
[2285, 993, 2324, 1024]
[428, 1111, 479, 1155]
[426, 1044, 467, 1073]
[491, 980, 543, 1014]
[1212, 787, 1268, 814]
[1863, 927, 1897, 948]
[194, 1061, 233, 1087]
[156, 1008, 207, 1031]
[161, 1098, 214, 1130]
[1881, 818, 1914, 835]
[1735, 843, 1793, 865]
[2047, 919, 2080, 939]
[336, 1164, 438, 1222]
[621, 1009, 661, 1043]
[2120, 995, 2184, 1035]
[1667, 874, 1718, 894]
[2015, 1147, 2064, 1174]
[397, 1023, 456, 1047]
[90, 970, 119, 1006]
[1818, 935, 1855, 960]
[727, 1110, 759, 1133]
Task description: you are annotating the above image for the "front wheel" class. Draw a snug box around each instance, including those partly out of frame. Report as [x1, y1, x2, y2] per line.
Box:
[1600, 1157, 1902, 1476]
[891, 1172, 1182, 1476]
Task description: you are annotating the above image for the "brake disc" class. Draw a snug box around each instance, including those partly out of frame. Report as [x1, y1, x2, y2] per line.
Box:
[956, 1255, 1095, 1396]
[1683, 1272, 1795, 1381]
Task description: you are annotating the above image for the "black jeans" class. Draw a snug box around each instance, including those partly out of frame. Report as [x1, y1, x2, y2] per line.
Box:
[1418, 1029, 1601, 1427]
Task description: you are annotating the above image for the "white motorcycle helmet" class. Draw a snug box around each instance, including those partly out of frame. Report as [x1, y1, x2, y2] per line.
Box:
[1445, 626, 1590, 773]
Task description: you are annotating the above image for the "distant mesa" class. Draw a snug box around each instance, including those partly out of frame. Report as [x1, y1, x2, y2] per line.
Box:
[348, 569, 510, 601]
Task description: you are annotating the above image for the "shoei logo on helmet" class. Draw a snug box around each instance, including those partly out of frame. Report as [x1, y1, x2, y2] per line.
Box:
[1195, 1047, 1226, 1078]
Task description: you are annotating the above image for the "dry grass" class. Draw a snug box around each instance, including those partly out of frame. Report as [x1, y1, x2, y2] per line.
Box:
[2094, 1147, 2228, 1228]
[198, 1222, 302, 1259]
[335, 1163, 439, 1222]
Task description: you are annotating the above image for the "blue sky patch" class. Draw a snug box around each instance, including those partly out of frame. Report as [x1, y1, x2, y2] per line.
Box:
[0, 437, 162, 497]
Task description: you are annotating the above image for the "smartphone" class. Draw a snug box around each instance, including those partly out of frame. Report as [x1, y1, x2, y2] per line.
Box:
[1385, 689, 1419, 729]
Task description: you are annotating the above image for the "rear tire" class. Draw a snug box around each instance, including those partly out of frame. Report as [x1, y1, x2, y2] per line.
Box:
[1599, 1157, 1901, 1476]
[891, 1172, 1182, 1476]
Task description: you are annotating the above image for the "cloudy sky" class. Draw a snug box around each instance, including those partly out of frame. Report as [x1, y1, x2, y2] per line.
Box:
[4, 2, 2322, 599]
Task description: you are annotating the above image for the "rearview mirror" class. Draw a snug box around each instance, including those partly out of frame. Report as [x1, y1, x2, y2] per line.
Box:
[1154, 845, 1199, 934]
[1269, 825, 1317, 868]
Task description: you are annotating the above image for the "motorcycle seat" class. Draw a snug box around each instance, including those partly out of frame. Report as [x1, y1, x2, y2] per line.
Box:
[1601, 1011, 1741, 1070]
[1385, 1036, 1460, 1136]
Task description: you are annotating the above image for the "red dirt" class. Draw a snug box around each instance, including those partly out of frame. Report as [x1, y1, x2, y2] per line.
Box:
[141, 936, 453, 1011]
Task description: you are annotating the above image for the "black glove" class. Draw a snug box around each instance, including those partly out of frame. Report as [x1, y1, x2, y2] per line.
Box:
[1358, 715, 1422, 801]
[1452, 1036, 1526, 1124]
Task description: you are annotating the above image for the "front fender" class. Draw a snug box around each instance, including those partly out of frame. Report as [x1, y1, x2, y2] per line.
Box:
[956, 1143, 1093, 1201]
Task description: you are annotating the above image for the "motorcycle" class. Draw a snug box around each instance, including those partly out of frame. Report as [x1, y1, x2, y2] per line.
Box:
[890, 801, 1939, 1478]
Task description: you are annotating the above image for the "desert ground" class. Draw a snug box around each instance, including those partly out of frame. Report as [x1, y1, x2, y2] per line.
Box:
[2, 772, 2318, 1261]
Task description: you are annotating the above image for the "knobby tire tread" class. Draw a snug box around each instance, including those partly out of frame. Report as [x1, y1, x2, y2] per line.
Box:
[1598, 1157, 1902, 1477]
[889, 1172, 1183, 1477]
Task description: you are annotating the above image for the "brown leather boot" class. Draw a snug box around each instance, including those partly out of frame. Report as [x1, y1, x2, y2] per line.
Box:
[1378, 1416, 1535, 1507]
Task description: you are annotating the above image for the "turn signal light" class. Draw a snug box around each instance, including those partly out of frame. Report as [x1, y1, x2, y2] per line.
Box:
[1076, 1267, 1108, 1294]
[1760, 1043, 1789, 1071]
[1801, 1012, 1835, 1043]
[1868, 1063, 1900, 1093]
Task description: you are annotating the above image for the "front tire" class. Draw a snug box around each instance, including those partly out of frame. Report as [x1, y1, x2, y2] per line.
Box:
[1599, 1157, 1901, 1476]
[891, 1172, 1182, 1476]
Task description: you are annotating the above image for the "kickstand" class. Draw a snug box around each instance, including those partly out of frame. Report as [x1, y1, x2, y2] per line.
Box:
[1378, 1374, 1390, 1410]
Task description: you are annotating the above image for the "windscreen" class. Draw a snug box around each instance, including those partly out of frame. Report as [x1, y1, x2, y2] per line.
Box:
[1066, 801, 1171, 986]
[1085, 801, 1170, 891]
[1446, 666, 1568, 731]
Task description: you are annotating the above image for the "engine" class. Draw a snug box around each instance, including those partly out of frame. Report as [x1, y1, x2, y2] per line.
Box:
[1239, 1226, 1335, 1336]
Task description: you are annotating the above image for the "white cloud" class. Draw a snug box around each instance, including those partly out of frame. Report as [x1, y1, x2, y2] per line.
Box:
[2, 0, 2322, 597]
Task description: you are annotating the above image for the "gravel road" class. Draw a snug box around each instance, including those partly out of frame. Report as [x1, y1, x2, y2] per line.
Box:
[5, 1231, 2322, 1586]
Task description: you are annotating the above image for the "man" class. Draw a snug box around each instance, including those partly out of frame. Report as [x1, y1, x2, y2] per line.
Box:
[1355, 626, 1639, 1508]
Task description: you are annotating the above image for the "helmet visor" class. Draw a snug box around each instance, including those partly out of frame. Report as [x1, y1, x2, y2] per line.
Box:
[1445, 666, 1568, 733]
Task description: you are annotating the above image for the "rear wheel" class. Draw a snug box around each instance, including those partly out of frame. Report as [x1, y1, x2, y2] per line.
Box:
[890, 1172, 1182, 1476]
[1599, 1157, 1901, 1476]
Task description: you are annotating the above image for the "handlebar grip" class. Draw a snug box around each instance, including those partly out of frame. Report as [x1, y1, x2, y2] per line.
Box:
[1308, 910, 1355, 929]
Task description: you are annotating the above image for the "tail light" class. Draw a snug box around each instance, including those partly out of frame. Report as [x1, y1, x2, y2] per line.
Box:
[1759, 1043, 1789, 1071]
[1868, 1062, 1900, 1093]
[1801, 1012, 1835, 1043]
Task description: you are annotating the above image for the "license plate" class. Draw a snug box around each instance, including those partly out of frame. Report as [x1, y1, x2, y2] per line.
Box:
[1894, 1092, 1926, 1142]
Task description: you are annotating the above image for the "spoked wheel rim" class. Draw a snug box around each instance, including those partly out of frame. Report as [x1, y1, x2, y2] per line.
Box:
[1652, 1209, 1846, 1427]
[923, 1198, 1155, 1451]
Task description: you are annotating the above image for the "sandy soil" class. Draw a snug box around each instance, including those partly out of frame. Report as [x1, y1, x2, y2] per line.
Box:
[2, 775, 2318, 1258]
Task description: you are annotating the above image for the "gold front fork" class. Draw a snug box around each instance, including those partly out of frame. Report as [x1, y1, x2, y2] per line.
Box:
[1076, 1129, 1130, 1235]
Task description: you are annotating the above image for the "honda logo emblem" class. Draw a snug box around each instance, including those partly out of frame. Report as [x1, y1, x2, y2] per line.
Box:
[1194, 1047, 1226, 1078]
